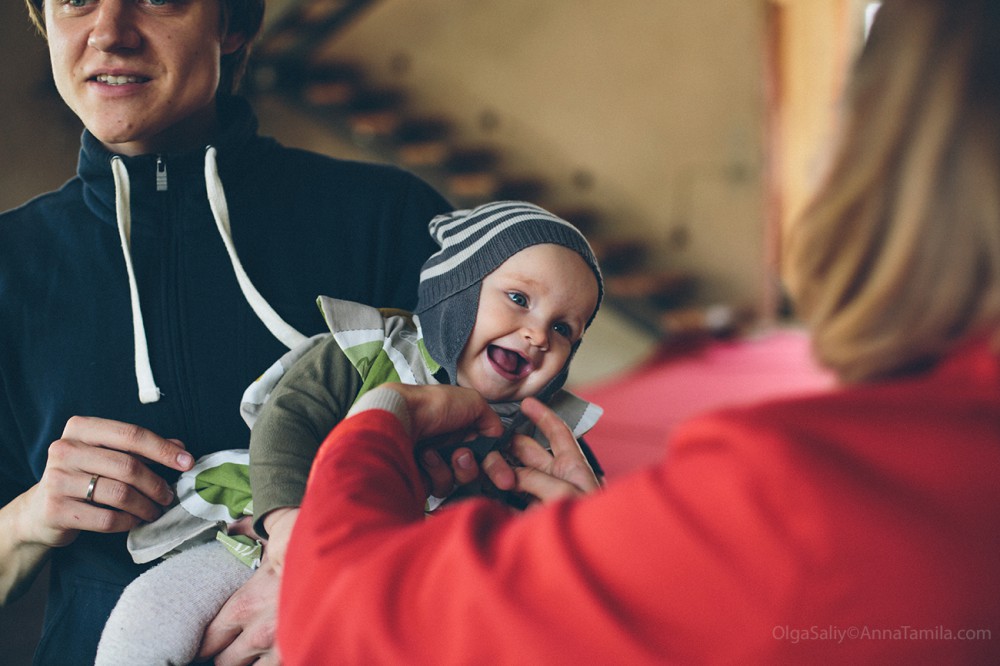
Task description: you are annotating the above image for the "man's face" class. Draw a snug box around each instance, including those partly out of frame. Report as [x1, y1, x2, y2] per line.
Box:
[455, 244, 599, 403]
[45, 0, 242, 156]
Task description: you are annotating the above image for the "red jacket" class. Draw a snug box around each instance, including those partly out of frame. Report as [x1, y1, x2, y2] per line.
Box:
[280, 344, 1000, 664]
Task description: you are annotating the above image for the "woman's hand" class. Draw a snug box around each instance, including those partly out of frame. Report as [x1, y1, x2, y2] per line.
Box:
[418, 395, 600, 504]
[389, 383, 506, 443]
[505, 397, 602, 501]
[345, 384, 506, 498]
[22, 416, 193, 549]
[420, 444, 517, 499]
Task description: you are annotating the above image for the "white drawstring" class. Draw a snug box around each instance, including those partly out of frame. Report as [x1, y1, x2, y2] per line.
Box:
[111, 157, 162, 404]
[204, 146, 308, 350]
[111, 149, 307, 404]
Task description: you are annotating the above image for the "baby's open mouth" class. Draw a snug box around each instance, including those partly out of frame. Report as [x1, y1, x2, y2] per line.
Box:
[487, 345, 533, 379]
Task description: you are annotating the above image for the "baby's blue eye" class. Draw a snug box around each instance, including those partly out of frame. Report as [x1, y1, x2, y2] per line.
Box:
[507, 292, 528, 307]
[553, 322, 572, 338]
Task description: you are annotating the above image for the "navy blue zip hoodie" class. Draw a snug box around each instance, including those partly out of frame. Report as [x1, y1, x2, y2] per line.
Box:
[0, 96, 449, 664]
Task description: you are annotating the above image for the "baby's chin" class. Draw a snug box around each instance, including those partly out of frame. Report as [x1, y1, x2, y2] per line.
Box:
[462, 378, 545, 404]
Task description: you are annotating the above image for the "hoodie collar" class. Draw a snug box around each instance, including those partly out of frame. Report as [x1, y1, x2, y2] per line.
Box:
[85, 96, 306, 404]
[78, 96, 260, 226]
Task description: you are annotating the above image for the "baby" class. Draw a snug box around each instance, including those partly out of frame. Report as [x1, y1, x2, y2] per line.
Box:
[95, 201, 605, 665]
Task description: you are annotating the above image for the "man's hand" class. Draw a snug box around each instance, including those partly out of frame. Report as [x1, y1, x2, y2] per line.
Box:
[31, 416, 193, 547]
[197, 551, 282, 665]
[261, 507, 299, 575]
[193, 380, 505, 665]
[1, 416, 193, 603]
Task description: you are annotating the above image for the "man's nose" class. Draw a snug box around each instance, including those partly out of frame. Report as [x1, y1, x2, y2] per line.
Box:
[88, 0, 141, 52]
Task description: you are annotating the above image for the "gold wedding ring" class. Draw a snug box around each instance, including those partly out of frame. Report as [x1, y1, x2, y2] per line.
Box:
[85, 474, 100, 503]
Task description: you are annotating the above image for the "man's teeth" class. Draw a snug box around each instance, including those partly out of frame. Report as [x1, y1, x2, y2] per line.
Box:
[96, 74, 144, 85]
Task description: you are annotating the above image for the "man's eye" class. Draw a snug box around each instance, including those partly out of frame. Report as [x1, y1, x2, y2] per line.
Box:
[507, 292, 528, 307]
[58, 0, 96, 10]
[553, 322, 572, 338]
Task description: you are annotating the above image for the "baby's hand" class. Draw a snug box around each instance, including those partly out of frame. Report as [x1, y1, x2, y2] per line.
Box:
[261, 507, 299, 574]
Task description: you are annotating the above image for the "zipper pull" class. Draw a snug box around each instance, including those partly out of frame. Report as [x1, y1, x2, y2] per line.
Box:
[156, 155, 168, 192]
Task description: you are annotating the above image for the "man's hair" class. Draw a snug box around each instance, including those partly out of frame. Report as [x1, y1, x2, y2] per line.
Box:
[23, 0, 266, 96]
[783, 0, 1000, 382]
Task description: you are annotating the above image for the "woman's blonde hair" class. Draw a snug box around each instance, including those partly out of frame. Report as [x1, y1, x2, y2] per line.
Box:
[23, 0, 265, 96]
[784, 0, 1000, 382]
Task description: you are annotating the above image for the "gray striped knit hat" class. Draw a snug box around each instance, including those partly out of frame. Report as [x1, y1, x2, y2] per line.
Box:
[415, 200, 604, 385]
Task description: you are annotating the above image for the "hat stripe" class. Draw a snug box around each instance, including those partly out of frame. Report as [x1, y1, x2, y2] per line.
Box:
[421, 212, 585, 283]
[427, 201, 565, 257]
[427, 200, 528, 240]
[435, 205, 566, 249]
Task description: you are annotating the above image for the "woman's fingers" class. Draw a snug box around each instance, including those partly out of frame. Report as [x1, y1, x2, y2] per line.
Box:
[382, 384, 504, 442]
[420, 445, 504, 498]
[394, 387, 600, 504]
[480, 451, 516, 491]
[512, 466, 586, 502]
[507, 398, 602, 499]
[507, 433, 556, 469]
[420, 447, 456, 498]
[419, 446, 470, 499]
[518, 398, 578, 455]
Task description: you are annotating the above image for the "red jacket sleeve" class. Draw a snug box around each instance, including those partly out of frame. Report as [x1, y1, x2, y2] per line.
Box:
[279, 408, 806, 664]
[279, 388, 1000, 664]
